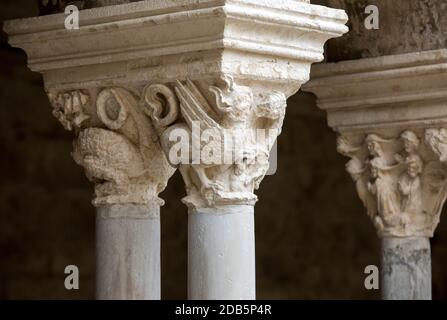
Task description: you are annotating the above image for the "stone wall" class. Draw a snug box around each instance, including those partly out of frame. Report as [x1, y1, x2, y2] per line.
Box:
[0, 0, 446, 299]
[325, 0, 447, 61]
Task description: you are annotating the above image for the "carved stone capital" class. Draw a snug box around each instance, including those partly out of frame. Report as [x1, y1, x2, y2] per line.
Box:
[338, 129, 447, 237]
[304, 49, 447, 237]
[6, 0, 347, 208]
[142, 77, 285, 208]
[48, 87, 174, 206]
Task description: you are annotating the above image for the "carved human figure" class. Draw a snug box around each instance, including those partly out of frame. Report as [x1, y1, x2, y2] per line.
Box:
[367, 157, 399, 221]
[395, 130, 420, 164]
[366, 134, 388, 159]
[425, 128, 447, 163]
[337, 135, 377, 221]
[398, 154, 423, 216]
[365, 135, 400, 228]
[346, 157, 377, 221]
[395, 131, 423, 218]
[336, 130, 447, 237]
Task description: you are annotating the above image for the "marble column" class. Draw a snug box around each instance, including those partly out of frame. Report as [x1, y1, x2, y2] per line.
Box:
[96, 203, 162, 299]
[381, 237, 431, 300]
[188, 205, 255, 300]
[304, 50, 447, 300]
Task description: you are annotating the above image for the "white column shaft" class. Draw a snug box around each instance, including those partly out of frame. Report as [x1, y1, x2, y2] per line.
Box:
[96, 204, 160, 300]
[381, 237, 431, 300]
[188, 205, 255, 300]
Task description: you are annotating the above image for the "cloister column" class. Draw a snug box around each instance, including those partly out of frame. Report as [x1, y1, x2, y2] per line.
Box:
[47, 88, 174, 300]
[304, 49, 447, 299]
[5, 0, 348, 299]
[139, 1, 348, 300]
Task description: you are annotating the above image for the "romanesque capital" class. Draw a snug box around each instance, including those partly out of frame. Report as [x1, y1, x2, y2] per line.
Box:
[337, 130, 447, 237]
[142, 77, 285, 208]
[304, 49, 447, 237]
[47, 87, 174, 206]
[5, 0, 348, 208]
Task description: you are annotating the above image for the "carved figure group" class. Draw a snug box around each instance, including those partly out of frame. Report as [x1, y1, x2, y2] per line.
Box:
[338, 129, 447, 237]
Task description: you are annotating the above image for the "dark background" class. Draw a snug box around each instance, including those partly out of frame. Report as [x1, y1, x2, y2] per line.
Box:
[0, 0, 446, 299]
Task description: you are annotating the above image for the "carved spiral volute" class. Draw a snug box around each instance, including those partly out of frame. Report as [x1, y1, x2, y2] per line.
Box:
[143, 84, 179, 131]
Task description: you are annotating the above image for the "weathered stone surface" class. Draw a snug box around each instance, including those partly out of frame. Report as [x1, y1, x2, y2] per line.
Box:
[96, 204, 161, 300]
[38, 0, 141, 15]
[324, 0, 447, 61]
[188, 205, 255, 300]
[381, 237, 431, 300]
[38, 0, 311, 15]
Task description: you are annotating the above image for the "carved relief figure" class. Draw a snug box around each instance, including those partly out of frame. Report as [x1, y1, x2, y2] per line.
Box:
[425, 128, 447, 225]
[143, 76, 286, 207]
[425, 128, 447, 163]
[337, 136, 377, 221]
[72, 127, 146, 201]
[144, 77, 249, 205]
[365, 134, 400, 223]
[230, 147, 270, 193]
[398, 154, 423, 216]
[395, 130, 420, 164]
[395, 131, 423, 217]
[337, 128, 447, 237]
[48, 87, 174, 206]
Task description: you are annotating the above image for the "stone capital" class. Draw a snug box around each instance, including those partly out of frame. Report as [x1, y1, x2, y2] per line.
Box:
[304, 49, 447, 237]
[5, 0, 348, 208]
[47, 87, 174, 206]
[142, 77, 287, 208]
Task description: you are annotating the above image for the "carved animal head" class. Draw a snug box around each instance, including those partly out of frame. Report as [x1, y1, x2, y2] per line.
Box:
[209, 75, 253, 124]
